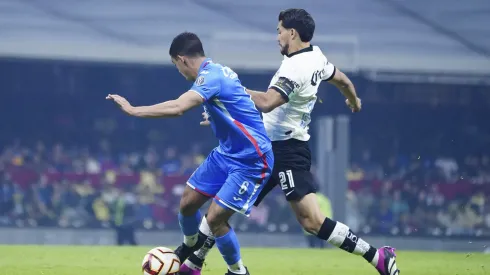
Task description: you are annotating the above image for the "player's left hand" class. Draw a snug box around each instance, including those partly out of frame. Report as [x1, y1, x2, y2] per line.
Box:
[106, 94, 135, 115]
[346, 97, 361, 112]
[200, 112, 211, 126]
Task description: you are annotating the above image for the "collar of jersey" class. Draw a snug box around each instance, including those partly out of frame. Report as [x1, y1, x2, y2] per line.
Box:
[286, 45, 313, 58]
[199, 58, 213, 72]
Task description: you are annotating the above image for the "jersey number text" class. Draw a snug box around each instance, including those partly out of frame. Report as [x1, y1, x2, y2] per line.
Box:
[279, 170, 295, 190]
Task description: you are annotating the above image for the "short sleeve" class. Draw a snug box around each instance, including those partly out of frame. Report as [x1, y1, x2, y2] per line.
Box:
[190, 72, 220, 101]
[321, 61, 336, 82]
[269, 62, 302, 102]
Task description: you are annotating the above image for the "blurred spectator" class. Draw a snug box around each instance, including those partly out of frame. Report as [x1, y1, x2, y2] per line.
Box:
[113, 187, 138, 246]
[161, 147, 181, 176]
[374, 199, 395, 234]
[358, 150, 383, 180]
[0, 174, 15, 219]
[384, 156, 404, 180]
[435, 155, 459, 181]
[391, 190, 409, 223]
[347, 163, 364, 181]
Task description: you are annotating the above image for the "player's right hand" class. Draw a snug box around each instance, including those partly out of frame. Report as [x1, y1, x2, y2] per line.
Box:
[200, 112, 211, 126]
[346, 97, 362, 112]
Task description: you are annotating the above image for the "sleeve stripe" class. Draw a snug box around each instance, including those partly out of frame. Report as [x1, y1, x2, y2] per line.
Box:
[269, 86, 290, 102]
[323, 66, 336, 82]
[189, 89, 207, 101]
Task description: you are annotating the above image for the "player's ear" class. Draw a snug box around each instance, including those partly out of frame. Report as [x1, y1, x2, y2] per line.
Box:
[177, 55, 186, 65]
[290, 28, 299, 41]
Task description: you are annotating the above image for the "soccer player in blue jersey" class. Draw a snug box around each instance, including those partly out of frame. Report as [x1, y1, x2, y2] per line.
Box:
[106, 32, 273, 275]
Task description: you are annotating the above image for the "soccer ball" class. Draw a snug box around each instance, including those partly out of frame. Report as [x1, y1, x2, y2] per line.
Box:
[142, 247, 181, 275]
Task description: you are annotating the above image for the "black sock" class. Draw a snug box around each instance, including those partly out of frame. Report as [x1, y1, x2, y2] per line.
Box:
[175, 231, 207, 263]
[363, 246, 378, 263]
[317, 216, 337, 240]
[191, 235, 215, 267]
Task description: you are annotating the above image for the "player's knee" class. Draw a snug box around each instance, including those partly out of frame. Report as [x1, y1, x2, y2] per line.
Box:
[294, 205, 324, 235]
[291, 193, 326, 235]
[179, 202, 197, 216]
[179, 194, 201, 216]
[179, 186, 209, 216]
[206, 213, 227, 236]
[206, 204, 234, 237]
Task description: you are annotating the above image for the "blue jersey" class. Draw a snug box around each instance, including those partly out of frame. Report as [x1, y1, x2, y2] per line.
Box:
[190, 58, 272, 159]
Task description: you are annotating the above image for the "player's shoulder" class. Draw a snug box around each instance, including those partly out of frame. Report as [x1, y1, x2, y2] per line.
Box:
[195, 63, 222, 85]
[283, 46, 327, 69]
[312, 45, 327, 58]
[200, 61, 222, 76]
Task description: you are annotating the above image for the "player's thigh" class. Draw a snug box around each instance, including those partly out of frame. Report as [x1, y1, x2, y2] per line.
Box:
[289, 193, 325, 234]
[215, 151, 273, 216]
[252, 176, 278, 207]
[183, 150, 227, 214]
[179, 185, 211, 216]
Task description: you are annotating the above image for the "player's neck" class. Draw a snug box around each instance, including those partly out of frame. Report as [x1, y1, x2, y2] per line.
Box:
[287, 42, 311, 56]
[189, 56, 208, 80]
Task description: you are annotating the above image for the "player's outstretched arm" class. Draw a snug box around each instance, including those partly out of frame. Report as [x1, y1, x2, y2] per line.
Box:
[106, 91, 204, 118]
[246, 88, 287, 113]
[327, 68, 361, 112]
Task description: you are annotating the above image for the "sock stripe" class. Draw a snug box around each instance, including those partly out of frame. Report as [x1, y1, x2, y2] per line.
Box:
[363, 246, 378, 263]
[339, 237, 356, 253]
[317, 217, 337, 240]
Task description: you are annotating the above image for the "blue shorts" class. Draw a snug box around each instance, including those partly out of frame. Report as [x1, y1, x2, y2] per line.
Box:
[187, 148, 274, 216]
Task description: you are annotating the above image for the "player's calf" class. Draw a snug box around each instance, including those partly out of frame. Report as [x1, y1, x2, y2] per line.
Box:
[291, 193, 400, 274]
[292, 197, 324, 235]
[205, 201, 248, 275]
[175, 186, 211, 263]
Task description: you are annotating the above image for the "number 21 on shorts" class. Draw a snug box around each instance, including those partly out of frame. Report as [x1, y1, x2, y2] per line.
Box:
[279, 170, 295, 190]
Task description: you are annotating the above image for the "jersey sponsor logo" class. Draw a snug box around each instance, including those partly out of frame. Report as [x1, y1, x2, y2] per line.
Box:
[311, 68, 326, 86]
[346, 231, 358, 243]
[195, 76, 205, 86]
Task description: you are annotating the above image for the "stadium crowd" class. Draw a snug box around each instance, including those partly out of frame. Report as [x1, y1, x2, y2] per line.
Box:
[1, 140, 489, 238]
[1, 58, 489, 239]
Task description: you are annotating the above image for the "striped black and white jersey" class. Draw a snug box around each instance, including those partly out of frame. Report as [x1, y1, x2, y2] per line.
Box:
[264, 45, 336, 142]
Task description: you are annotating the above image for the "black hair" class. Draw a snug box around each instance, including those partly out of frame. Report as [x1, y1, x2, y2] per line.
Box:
[169, 32, 205, 58]
[278, 9, 315, 42]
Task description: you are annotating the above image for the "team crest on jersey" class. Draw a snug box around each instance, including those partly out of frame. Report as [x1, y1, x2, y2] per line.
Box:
[195, 76, 205, 86]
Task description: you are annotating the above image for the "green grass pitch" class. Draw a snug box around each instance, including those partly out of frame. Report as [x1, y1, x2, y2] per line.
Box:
[0, 245, 488, 275]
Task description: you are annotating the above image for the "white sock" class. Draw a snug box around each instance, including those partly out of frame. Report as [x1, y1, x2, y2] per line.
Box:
[183, 216, 215, 270]
[228, 259, 246, 274]
[184, 233, 198, 247]
[193, 216, 215, 259]
[199, 216, 213, 237]
[370, 251, 380, 267]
